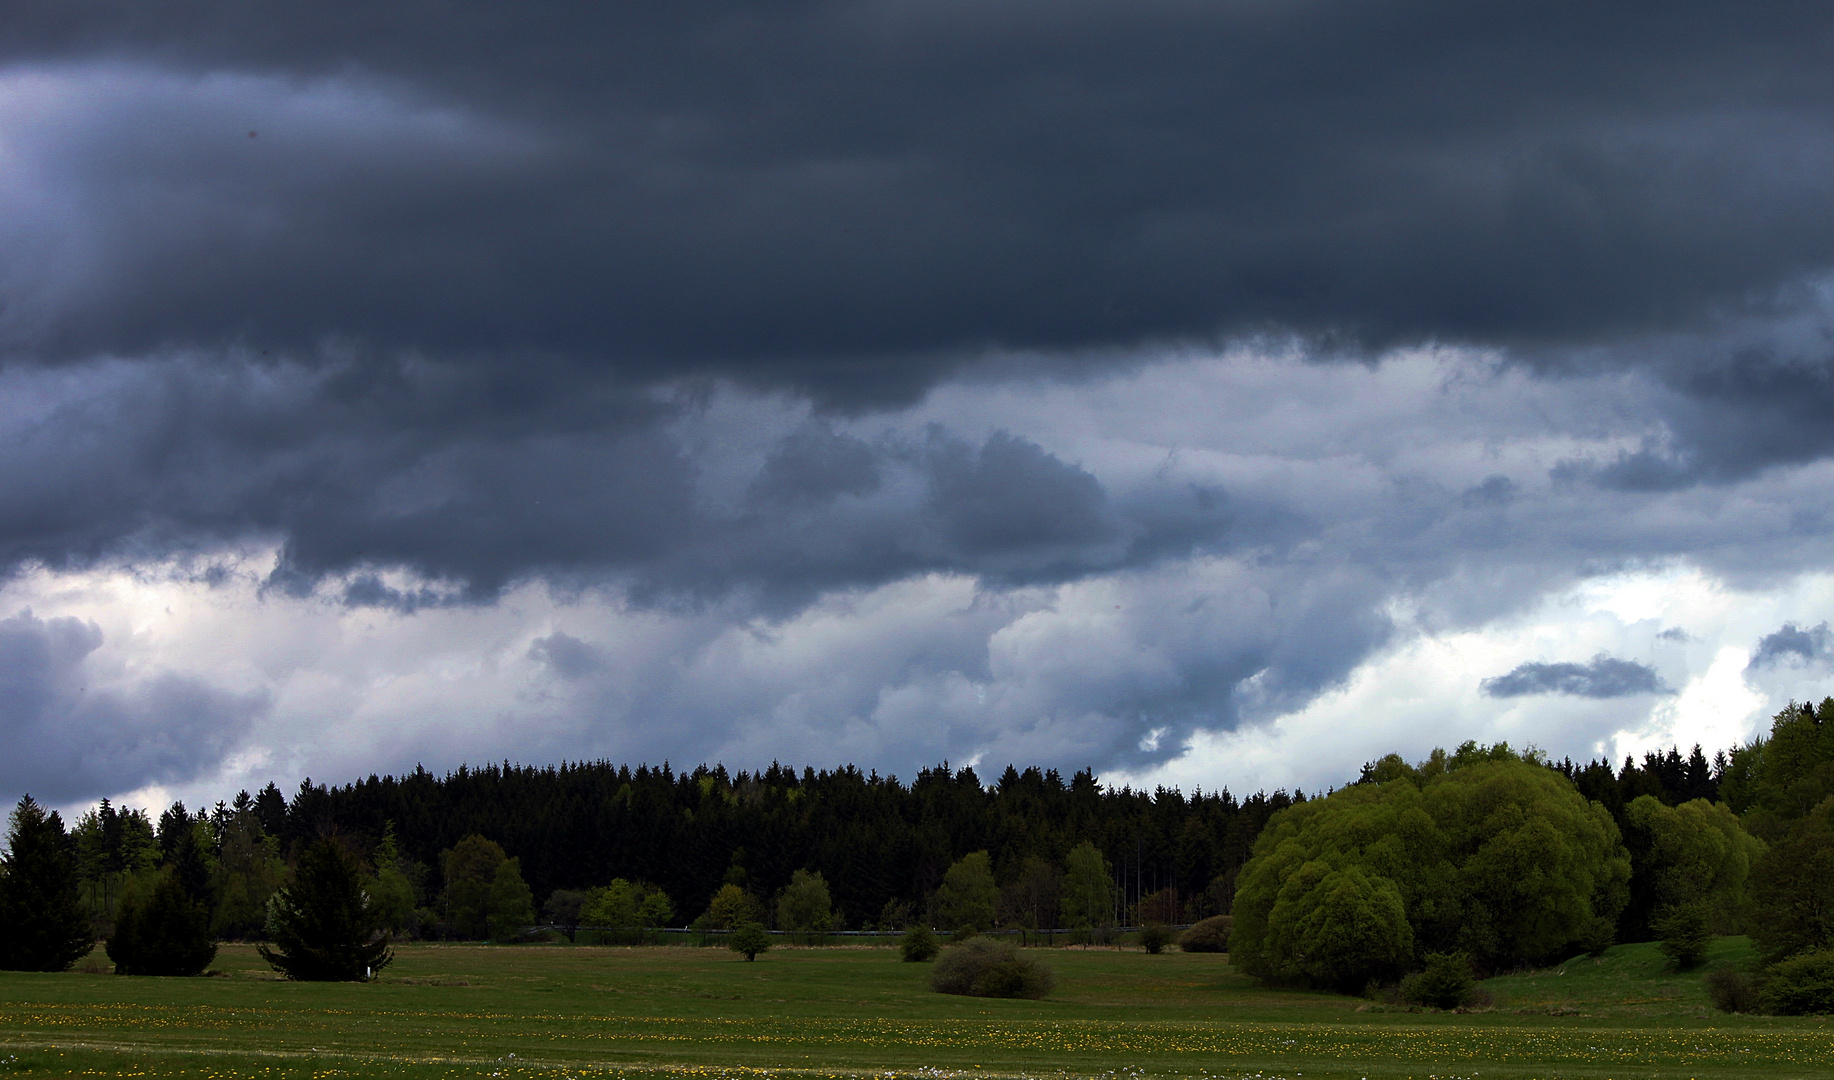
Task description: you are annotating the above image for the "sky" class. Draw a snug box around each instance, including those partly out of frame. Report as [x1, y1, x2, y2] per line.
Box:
[4, 1, 1834, 815]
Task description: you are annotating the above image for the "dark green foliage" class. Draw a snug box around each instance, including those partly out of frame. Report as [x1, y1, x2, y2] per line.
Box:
[899, 924, 939, 962]
[1747, 804, 1834, 963]
[0, 796, 94, 972]
[256, 762, 1303, 942]
[728, 921, 771, 960]
[1400, 952, 1474, 1009]
[1138, 923, 1172, 954]
[106, 872, 216, 976]
[1653, 902, 1713, 969]
[1759, 948, 1834, 1015]
[1705, 966, 1759, 1013]
[1178, 914, 1232, 953]
[1581, 915, 1616, 957]
[260, 838, 393, 981]
[441, 834, 508, 939]
[928, 938, 1054, 998]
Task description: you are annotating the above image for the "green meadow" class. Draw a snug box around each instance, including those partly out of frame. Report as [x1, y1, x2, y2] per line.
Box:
[0, 941, 1827, 1080]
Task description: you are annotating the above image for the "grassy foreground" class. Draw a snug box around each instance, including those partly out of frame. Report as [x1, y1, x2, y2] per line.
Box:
[0, 941, 1827, 1080]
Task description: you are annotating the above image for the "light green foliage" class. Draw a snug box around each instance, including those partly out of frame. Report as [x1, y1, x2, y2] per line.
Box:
[367, 824, 419, 937]
[1721, 698, 1834, 833]
[1058, 841, 1113, 929]
[581, 878, 675, 929]
[1264, 861, 1412, 991]
[776, 869, 836, 933]
[728, 921, 771, 960]
[934, 850, 997, 933]
[0, 796, 94, 972]
[1625, 795, 1765, 931]
[1233, 749, 1630, 984]
[699, 882, 762, 929]
[440, 834, 507, 939]
[487, 857, 536, 940]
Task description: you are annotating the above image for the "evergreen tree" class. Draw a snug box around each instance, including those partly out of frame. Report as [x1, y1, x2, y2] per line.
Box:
[106, 871, 216, 976]
[260, 838, 393, 981]
[0, 795, 94, 971]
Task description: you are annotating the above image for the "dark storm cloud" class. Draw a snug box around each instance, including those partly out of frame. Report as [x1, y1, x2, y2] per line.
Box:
[1481, 655, 1671, 699]
[1747, 621, 1834, 671]
[0, 610, 265, 804]
[2, 2, 1833, 403]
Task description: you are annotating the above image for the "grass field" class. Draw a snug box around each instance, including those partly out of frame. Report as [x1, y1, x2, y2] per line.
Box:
[0, 940, 1827, 1080]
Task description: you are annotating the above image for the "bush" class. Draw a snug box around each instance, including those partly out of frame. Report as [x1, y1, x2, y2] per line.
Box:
[728, 921, 771, 961]
[1761, 948, 1834, 1015]
[1653, 902, 1712, 970]
[900, 925, 940, 962]
[1705, 967, 1760, 1013]
[1139, 923, 1173, 954]
[929, 938, 1054, 999]
[1399, 952, 1473, 1010]
[1580, 915, 1615, 958]
[1178, 915, 1232, 953]
[107, 873, 216, 977]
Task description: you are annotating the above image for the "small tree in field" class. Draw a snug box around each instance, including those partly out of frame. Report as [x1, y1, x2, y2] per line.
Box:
[0, 796, 93, 972]
[107, 871, 216, 976]
[729, 921, 771, 961]
[900, 924, 940, 962]
[260, 838, 393, 981]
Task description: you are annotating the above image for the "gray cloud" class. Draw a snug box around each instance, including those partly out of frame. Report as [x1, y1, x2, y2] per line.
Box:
[1481, 655, 1671, 699]
[0, 609, 266, 805]
[1747, 621, 1834, 671]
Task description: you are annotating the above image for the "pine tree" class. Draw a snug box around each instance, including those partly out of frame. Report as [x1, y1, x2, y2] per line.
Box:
[106, 872, 216, 976]
[0, 795, 95, 971]
[260, 838, 393, 981]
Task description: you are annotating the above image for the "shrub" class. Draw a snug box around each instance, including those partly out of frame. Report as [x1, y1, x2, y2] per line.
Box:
[1580, 915, 1615, 957]
[1705, 967, 1760, 1013]
[1139, 923, 1173, 954]
[900, 925, 940, 962]
[929, 938, 1054, 999]
[1653, 902, 1712, 970]
[1178, 915, 1232, 953]
[1399, 952, 1473, 1010]
[107, 872, 216, 977]
[1761, 948, 1834, 1015]
[728, 921, 771, 961]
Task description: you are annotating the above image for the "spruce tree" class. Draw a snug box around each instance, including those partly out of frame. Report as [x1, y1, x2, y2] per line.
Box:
[260, 837, 393, 981]
[0, 795, 95, 971]
[106, 872, 216, 976]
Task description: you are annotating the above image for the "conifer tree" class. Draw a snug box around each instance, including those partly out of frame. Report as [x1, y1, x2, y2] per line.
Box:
[106, 871, 216, 976]
[0, 795, 94, 971]
[260, 837, 393, 981]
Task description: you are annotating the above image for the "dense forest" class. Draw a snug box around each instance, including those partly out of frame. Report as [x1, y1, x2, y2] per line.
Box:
[49, 707, 1804, 946]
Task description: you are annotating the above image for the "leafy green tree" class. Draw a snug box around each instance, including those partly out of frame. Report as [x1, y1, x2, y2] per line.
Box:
[1623, 795, 1765, 936]
[440, 834, 507, 939]
[212, 810, 285, 940]
[367, 824, 419, 938]
[1760, 948, 1834, 1015]
[1138, 923, 1173, 954]
[997, 856, 1061, 930]
[900, 924, 940, 961]
[776, 869, 836, 934]
[1263, 861, 1412, 992]
[1748, 802, 1834, 964]
[106, 871, 216, 976]
[698, 883, 761, 929]
[728, 921, 771, 960]
[1059, 842, 1114, 931]
[1652, 901, 1712, 969]
[1233, 749, 1629, 985]
[260, 838, 393, 981]
[582, 878, 675, 930]
[1399, 951, 1474, 1009]
[934, 851, 997, 934]
[487, 857, 536, 940]
[0, 796, 94, 971]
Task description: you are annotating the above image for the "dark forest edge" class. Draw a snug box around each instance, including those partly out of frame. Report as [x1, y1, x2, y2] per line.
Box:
[0, 697, 1829, 1012]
